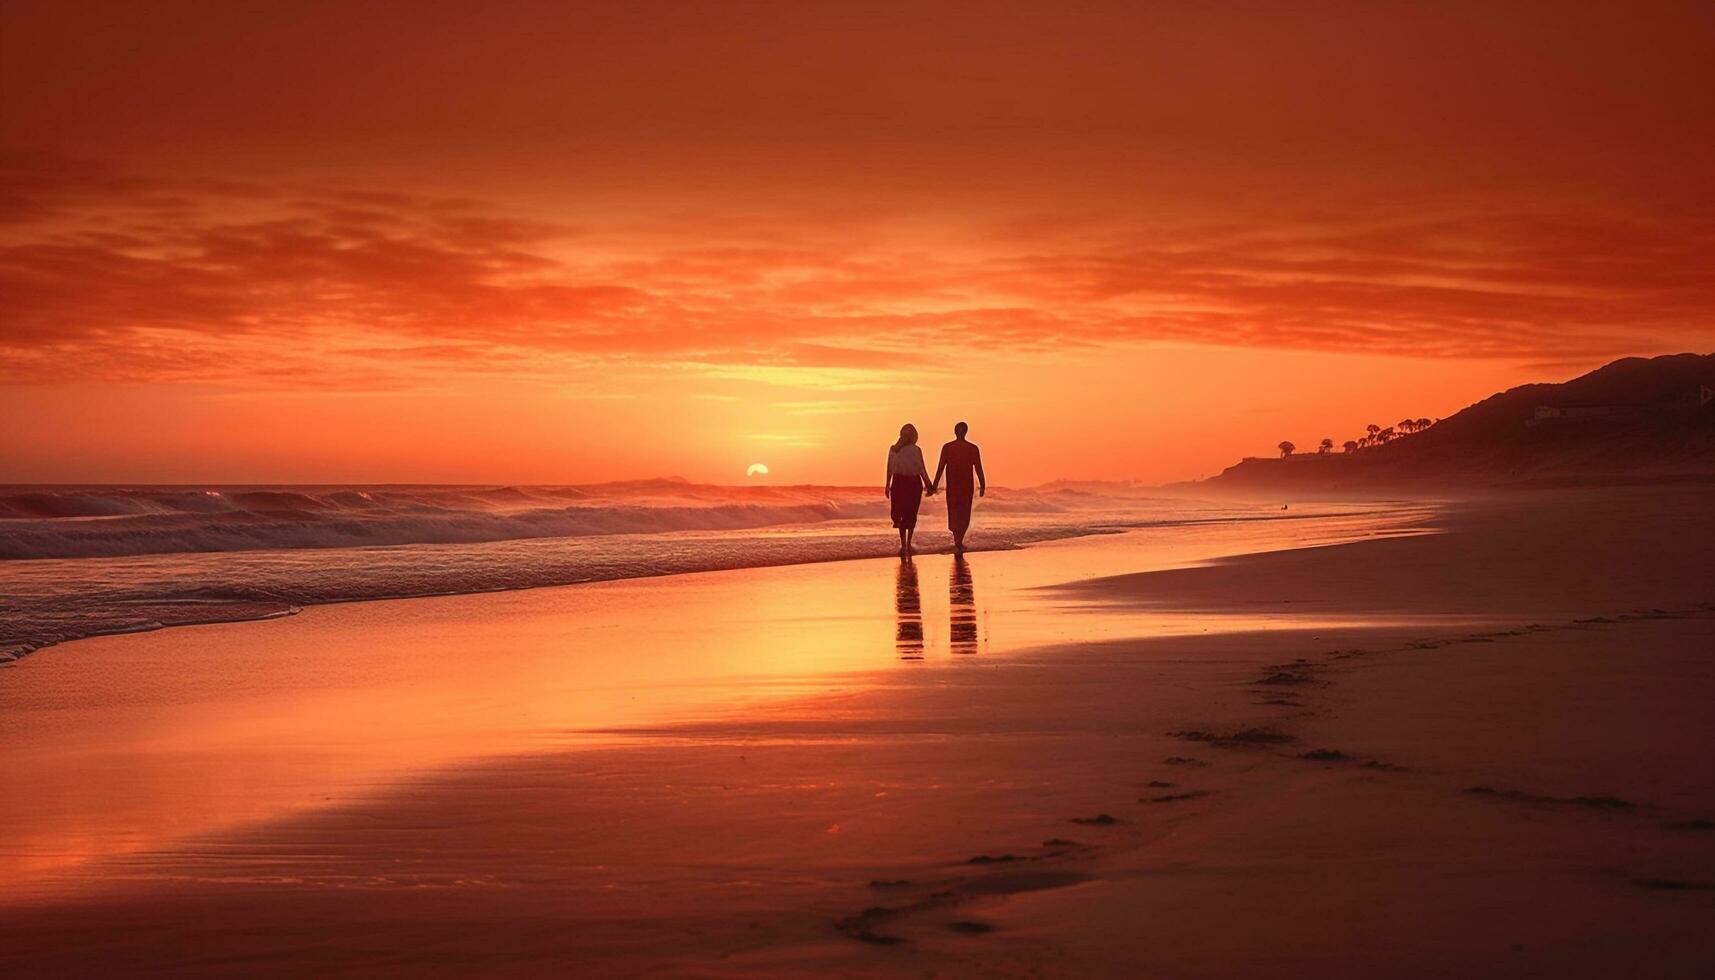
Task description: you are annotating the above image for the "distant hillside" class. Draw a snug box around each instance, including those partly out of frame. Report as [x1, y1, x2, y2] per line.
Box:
[1200, 353, 1715, 495]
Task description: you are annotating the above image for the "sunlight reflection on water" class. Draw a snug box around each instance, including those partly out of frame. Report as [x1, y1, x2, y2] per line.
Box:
[0, 505, 1435, 891]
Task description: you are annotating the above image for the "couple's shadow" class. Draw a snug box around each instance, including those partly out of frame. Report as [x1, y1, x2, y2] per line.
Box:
[895, 555, 979, 659]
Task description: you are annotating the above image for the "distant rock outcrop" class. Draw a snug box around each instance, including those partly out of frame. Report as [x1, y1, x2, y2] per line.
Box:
[1198, 352, 1715, 494]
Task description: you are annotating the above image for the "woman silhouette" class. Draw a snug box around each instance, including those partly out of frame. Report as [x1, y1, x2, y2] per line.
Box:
[884, 423, 935, 555]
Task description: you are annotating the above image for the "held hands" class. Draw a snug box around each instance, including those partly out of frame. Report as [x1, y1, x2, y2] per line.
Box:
[979, 487, 986, 497]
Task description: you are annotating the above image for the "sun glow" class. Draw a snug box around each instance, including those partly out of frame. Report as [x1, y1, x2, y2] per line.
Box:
[746, 463, 769, 477]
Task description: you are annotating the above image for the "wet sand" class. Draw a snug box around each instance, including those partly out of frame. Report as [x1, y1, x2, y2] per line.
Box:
[2, 488, 1711, 977]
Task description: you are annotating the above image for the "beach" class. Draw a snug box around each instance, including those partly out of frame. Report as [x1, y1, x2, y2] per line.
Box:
[2, 485, 1711, 977]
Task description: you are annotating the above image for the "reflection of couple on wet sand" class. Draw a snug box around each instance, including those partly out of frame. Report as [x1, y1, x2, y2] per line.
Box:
[894, 554, 978, 659]
[884, 421, 987, 555]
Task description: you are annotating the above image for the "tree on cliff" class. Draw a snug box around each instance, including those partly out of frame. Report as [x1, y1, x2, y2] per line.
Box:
[1278, 441, 1296, 457]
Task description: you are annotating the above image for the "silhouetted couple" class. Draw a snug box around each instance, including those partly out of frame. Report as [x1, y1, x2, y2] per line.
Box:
[884, 421, 987, 555]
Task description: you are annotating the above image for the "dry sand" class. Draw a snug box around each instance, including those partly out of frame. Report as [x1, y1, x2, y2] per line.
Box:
[1, 487, 1711, 977]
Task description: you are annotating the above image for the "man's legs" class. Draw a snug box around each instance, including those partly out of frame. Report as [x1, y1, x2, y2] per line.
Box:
[948, 492, 972, 551]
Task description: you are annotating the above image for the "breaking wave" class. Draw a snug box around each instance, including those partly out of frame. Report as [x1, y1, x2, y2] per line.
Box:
[0, 480, 1031, 559]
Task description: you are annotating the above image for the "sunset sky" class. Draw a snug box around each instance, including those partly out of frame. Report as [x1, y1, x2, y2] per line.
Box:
[3, 1, 1712, 485]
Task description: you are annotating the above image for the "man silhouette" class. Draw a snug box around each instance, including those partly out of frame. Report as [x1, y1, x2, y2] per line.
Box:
[931, 421, 986, 552]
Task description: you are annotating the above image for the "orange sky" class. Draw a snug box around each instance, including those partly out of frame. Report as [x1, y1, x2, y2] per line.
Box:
[3, 1, 1712, 485]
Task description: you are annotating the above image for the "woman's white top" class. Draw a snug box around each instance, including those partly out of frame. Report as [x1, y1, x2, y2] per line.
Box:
[887, 444, 929, 477]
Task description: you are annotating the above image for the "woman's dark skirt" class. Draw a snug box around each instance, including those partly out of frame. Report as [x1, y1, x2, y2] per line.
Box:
[890, 476, 924, 530]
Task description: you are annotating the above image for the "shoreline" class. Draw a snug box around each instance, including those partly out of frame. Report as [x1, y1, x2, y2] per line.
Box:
[0, 501, 1413, 665]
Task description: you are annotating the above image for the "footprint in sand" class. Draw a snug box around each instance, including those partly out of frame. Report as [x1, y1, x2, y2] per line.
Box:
[1143, 791, 1212, 803]
[1295, 749, 1410, 771]
[1169, 728, 1296, 747]
[1464, 785, 1634, 810]
[834, 907, 907, 946]
[836, 858, 1092, 946]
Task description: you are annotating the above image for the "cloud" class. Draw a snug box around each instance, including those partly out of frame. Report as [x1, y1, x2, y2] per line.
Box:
[2, 152, 1710, 390]
[774, 400, 877, 416]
